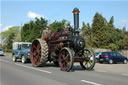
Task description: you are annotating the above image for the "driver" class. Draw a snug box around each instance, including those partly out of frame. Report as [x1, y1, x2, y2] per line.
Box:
[41, 26, 51, 40]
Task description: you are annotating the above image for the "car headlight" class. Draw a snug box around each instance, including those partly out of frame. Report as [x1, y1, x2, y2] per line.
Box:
[27, 53, 30, 56]
[0, 51, 4, 54]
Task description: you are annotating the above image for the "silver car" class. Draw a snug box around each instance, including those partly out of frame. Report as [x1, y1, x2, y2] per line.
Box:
[0, 48, 4, 56]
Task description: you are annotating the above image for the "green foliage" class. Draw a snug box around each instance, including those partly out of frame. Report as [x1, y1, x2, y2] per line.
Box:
[82, 12, 128, 51]
[21, 17, 48, 42]
[123, 28, 128, 49]
[1, 26, 20, 50]
[21, 18, 71, 42]
[91, 12, 107, 48]
[49, 19, 71, 33]
[81, 22, 92, 47]
[92, 12, 106, 33]
[1, 12, 128, 51]
[109, 16, 114, 27]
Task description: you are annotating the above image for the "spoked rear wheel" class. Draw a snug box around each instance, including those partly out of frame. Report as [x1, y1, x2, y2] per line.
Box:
[59, 47, 74, 72]
[80, 48, 95, 70]
[30, 39, 48, 67]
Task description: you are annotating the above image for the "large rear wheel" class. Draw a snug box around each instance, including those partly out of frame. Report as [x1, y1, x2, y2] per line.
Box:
[30, 39, 48, 67]
[80, 48, 95, 70]
[59, 47, 74, 72]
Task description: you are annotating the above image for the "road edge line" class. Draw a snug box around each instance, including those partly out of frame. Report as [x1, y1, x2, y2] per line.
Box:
[15, 63, 52, 74]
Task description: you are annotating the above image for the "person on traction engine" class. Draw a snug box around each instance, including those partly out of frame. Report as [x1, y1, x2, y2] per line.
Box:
[41, 26, 51, 40]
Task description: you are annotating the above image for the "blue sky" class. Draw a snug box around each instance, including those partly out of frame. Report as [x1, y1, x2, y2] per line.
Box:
[0, 0, 128, 32]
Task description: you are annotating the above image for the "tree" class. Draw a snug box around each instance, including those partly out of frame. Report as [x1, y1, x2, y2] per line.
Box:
[49, 19, 71, 33]
[108, 16, 114, 27]
[91, 12, 107, 48]
[92, 12, 106, 33]
[81, 22, 88, 35]
[81, 22, 90, 47]
[21, 17, 48, 42]
[1, 26, 20, 50]
[123, 27, 128, 49]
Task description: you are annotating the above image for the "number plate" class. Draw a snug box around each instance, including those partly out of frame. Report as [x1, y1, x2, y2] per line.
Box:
[100, 59, 104, 61]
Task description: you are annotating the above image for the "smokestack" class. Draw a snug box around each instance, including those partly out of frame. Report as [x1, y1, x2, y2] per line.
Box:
[73, 7, 80, 31]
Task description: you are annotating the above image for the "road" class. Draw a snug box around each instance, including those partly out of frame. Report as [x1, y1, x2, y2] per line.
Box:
[0, 55, 128, 85]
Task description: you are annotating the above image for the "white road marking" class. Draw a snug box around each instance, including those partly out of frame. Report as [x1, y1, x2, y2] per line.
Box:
[81, 80, 102, 85]
[122, 74, 128, 76]
[0, 59, 52, 74]
[0, 59, 12, 63]
[15, 63, 52, 74]
[95, 70, 107, 73]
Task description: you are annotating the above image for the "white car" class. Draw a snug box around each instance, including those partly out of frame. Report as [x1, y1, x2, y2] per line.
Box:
[0, 48, 4, 56]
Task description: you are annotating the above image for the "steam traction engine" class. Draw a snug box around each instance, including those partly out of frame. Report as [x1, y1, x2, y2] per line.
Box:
[30, 8, 96, 72]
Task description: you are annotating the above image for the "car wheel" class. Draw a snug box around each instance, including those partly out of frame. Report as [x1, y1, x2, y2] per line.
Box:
[12, 55, 17, 62]
[109, 59, 113, 64]
[123, 59, 127, 64]
[99, 61, 103, 64]
[21, 56, 26, 64]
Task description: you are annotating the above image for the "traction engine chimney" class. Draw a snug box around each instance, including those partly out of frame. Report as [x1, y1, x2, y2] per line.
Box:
[73, 7, 80, 35]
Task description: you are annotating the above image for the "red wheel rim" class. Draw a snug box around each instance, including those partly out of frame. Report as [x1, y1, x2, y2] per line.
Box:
[59, 49, 71, 71]
[31, 40, 41, 66]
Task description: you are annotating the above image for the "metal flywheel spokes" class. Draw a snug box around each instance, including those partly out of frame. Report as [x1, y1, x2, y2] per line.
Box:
[59, 47, 74, 72]
[80, 48, 96, 70]
[31, 41, 41, 66]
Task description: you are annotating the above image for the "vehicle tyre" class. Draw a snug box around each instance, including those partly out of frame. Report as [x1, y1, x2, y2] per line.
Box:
[59, 47, 74, 72]
[80, 48, 96, 70]
[53, 61, 59, 67]
[12, 55, 17, 62]
[99, 61, 103, 64]
[123, 59, 127, 64]
[21, 55, 27, 64]
[30, 39, 48, 67]
[109, 59, 113, 64]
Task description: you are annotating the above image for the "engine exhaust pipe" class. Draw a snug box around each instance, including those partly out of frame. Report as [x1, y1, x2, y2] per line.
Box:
[73, 7, 80, 31]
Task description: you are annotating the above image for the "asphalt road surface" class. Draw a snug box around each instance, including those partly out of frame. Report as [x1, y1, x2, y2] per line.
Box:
[0, 55, 128, 85]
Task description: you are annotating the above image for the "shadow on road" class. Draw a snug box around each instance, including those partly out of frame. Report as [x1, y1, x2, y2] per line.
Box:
[36, 63, 95, 72]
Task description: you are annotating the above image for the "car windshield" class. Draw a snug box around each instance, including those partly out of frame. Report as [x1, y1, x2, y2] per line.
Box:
[102, 52, 109, 56]
[22, 44, 32, 49]
[95, 52, 100, 56]
[116, 53, 122, 56]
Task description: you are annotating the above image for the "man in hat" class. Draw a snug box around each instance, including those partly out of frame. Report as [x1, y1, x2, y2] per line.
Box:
[41, 26, 51, 41]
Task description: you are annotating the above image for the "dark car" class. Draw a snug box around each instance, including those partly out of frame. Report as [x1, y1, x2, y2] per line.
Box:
[98, 52, 128, 64]
[95, 52, 102, 62]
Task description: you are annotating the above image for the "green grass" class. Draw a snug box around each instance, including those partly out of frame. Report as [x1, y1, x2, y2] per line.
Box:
[4, 52, 12, 56]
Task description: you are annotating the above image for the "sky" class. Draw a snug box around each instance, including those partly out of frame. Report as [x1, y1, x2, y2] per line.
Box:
[0, 0, 128, 32]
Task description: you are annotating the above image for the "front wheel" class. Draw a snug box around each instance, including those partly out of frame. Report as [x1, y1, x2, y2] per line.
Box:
[123, 59, 127, 64]
[53, 61, 59, 67]
[80, 48, 96, 70]
[109, 59, 113, 64]
[59, 47, 74, 72]
[21, 56, 27, 64]
[12, 55, 17, 62]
